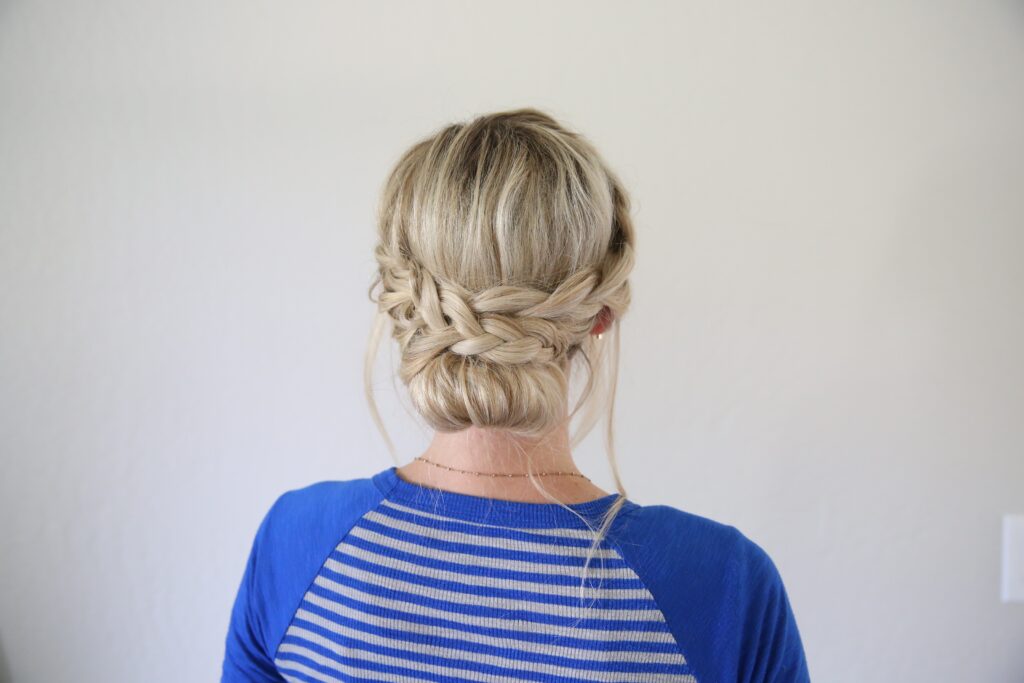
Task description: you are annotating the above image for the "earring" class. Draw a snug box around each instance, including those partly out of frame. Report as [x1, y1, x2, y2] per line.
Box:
[596, 333, 604, 340]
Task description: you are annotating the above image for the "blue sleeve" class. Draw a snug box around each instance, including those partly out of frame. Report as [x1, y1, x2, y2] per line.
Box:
[731, 539, 810, 683]
[221, 495, 286, 682]
[610, 505, 810, 683]
[220, 479, 384, 682]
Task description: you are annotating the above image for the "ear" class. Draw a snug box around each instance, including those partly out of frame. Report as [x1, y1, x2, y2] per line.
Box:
[591, 306, 614, 335]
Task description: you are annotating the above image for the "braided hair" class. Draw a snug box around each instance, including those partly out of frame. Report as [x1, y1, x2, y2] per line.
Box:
[368, 108, 636, 438]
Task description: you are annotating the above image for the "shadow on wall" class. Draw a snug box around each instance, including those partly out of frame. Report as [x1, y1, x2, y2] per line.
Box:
[0, 635, 10, 683]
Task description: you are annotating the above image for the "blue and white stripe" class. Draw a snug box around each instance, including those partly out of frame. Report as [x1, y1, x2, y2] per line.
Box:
[273, 497, 697, 682]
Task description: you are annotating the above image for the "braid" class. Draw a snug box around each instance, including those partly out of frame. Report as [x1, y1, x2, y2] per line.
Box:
[372, 241, 634, 384]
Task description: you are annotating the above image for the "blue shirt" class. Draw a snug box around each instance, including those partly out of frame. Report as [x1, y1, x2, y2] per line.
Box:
[222, 466, 810, 682]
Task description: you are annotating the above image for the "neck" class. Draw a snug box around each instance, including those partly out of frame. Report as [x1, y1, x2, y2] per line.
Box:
[395, 422, 611, 504]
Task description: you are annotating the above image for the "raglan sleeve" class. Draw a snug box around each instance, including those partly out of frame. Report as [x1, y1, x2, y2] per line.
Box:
[221, 495, 288, 683]
[735, 540, 811, 683]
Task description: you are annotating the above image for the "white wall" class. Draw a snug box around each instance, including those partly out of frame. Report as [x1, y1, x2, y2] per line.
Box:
[1, 1, 1022, 681]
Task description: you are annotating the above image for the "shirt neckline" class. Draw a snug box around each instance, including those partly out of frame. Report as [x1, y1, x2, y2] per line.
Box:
[371, 466, 639, 529]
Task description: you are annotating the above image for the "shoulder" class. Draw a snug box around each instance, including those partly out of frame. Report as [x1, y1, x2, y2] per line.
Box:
[610, 503, 808, 683]
[259, 476, 384, 540]
[251, 475, 385, 599]
[612, 502, 771, 580]
[240, 476, 384, 656]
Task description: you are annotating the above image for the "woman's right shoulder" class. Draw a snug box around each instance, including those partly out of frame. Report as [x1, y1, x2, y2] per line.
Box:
[614, 502, 758, 568]
[610, 502, 810, 683]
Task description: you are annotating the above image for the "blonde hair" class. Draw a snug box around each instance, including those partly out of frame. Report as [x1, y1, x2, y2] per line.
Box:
[364, 108, 636, 596]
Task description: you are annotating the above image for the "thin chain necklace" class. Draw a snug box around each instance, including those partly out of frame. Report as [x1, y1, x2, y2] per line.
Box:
[414, 455, 591, 482]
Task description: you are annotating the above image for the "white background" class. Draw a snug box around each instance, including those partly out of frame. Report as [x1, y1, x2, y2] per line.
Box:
[1, 1, 1022, 681]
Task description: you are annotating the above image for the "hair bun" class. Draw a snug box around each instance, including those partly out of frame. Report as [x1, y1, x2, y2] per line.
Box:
[371, 242, 633, 435]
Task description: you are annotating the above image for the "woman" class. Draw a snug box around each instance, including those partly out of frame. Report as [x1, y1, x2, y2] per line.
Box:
[222, 108, 810, 682]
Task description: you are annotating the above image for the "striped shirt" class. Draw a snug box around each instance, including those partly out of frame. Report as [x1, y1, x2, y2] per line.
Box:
[222, 467, 809, 683]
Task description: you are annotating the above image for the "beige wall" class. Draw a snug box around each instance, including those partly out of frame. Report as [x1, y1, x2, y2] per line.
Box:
[1, 1, 1022, 681]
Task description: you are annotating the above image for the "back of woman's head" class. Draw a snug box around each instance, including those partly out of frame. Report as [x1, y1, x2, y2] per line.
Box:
[369, 108, 635, 438]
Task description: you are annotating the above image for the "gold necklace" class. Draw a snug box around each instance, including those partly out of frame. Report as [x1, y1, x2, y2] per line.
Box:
[414, 455, 591, 482]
